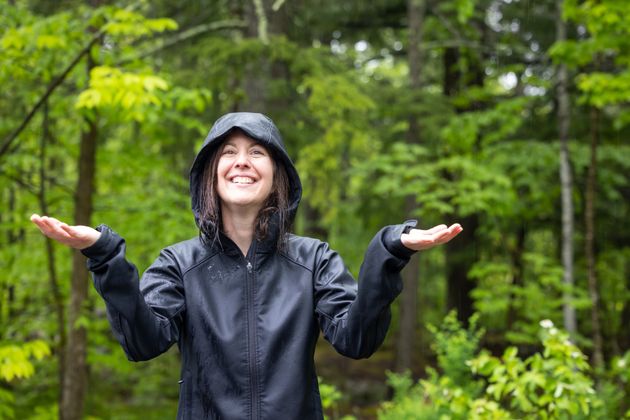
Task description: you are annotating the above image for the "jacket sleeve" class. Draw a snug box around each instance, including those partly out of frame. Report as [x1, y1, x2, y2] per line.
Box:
[314, 220, 417, 359]
[81, 225, 185, 362]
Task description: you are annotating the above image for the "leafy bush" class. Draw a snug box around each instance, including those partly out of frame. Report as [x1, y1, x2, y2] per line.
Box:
[428, 311, 484, 390]
[0, 340, 51, 419]
[469, 320, 599, 418]
[319, 377, 356, 420]
[379, 316, 606, 419]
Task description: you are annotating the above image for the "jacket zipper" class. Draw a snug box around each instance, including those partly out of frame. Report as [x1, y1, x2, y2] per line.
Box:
[245, 245, 259, 420]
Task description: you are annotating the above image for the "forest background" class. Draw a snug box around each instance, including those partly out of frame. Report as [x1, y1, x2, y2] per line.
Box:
[1, 0, 629, 419]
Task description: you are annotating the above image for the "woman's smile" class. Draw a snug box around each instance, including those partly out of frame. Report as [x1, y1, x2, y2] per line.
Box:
[231, 176, 255, 184]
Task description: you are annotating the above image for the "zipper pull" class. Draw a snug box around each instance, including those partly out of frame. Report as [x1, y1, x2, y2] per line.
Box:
[246, 261, 253, 273]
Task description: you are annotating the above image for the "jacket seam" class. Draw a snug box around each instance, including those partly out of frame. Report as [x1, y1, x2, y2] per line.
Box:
[149, 302, 186, 322]
[177, 251, 219, 277]
[315, 308, 336, 324]
[278, 252, 313, 273]
[115, 313, 132, 358]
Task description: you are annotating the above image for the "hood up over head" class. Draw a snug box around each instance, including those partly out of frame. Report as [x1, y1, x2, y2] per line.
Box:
[189, 112, 302, 243]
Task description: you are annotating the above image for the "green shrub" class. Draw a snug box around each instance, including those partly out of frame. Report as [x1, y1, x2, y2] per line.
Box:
[319, 376, 356, 420]
[0, 340, 51, 419]
[469, 320, 599, 418]
[379, 316, 607, 419]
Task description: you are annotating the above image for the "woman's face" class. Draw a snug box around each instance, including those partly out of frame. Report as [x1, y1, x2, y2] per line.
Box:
[216, 132, 274, 214]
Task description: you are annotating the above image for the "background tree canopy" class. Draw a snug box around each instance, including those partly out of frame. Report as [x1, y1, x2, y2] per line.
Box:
[1, 0, 629, 418]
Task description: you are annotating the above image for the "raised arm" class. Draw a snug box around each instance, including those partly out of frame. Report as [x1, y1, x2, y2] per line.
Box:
[314, 221, 462, 359]
[30, 214, 184, 361]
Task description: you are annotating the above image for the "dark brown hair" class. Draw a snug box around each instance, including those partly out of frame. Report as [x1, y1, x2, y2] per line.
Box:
[198, 133, 291, 251]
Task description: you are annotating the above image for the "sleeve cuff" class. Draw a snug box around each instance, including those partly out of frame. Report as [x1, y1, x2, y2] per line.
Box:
[385, 219, 418, 259]
[80, 224, 117, 260]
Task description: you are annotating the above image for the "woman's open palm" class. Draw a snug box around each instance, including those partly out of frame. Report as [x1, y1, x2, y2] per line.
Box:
[401, 223, 463, 251]
[30, 214, 100, 250]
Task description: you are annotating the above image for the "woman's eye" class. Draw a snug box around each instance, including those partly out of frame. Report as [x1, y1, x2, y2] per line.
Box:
[222, 148, 236, 155]
[251, 149, 265, 156]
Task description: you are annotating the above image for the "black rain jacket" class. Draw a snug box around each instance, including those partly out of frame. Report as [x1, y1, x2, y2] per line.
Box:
[82, 112, 416, 419]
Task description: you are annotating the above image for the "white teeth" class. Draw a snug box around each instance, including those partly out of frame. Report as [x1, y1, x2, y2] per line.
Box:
[232, 176, 254, 184]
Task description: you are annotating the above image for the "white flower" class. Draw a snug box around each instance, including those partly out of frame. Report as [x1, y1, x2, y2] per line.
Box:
[540, 319, 554, 329]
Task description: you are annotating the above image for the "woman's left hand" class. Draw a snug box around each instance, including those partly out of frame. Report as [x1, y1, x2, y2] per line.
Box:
[401, 223, 463, 251]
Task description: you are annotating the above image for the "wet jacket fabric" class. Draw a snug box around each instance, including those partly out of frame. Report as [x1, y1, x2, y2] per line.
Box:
[82, 112, 416, 419]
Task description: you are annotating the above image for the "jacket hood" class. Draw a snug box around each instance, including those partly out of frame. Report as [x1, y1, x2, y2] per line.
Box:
[190, 112, 302, 231]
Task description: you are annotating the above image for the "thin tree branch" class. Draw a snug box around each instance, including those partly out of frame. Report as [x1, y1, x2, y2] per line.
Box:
[0, 167, 73, 196]
[432, 8, 464, 43]
[0, 170, 38, 195]
[252, 0, 269, 43]
[117, 20, 247, 65]
[0, 29, 105, 161]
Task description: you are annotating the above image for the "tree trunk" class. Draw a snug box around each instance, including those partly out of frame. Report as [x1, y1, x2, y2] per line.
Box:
[556, 0, 577, 336]
[238, 0, 273, 111]
[442, 25, 484, 327]
[585, 107, 604, 371]
[60, 55, 98, 420]
[446, 215, 478, 325]
[443, 47, 460, 97]
[395, 0, 426, 373]
[619, 261, 630, 350]
[39, 100, 67, 401]
[396, 201, 420, 373]
[4, 187, 19, 324]
[507, 223, 526, 330]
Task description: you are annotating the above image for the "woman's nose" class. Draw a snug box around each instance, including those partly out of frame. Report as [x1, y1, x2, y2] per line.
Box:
[234, 151, 250, 167]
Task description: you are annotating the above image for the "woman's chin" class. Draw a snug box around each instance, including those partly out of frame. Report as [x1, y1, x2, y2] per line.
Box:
[221, 198, 264, 213]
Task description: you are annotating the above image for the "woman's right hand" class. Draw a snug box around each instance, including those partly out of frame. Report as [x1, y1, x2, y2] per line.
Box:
[30, 214, 101, 250]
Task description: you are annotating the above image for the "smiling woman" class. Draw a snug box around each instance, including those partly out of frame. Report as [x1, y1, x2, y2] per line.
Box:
[30, 112, 462, 420]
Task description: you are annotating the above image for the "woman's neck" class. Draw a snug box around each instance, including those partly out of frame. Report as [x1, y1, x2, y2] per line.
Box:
[221, 205, 258, 256]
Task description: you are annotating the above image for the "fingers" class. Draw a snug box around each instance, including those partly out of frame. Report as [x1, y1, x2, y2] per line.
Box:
[401, 223, 463, 251]
[418, 224, 460, 243]
[433, 223, 462, 244]
[420, 224, 448, 234]
[31, 214, 51, 234]
[30, 214, 72, 240]
[42, 216, 72, 238]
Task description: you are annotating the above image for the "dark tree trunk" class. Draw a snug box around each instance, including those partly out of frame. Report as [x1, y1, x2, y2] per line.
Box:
[443, 47, 460, 96]
[507, 223, 526, 330]
[619, 268, 630, 350]
[5, 187, 19, 324]
[585, 107, 603, 371]
[395, 0, 426, 373]
[446, 215, 478, 325]
[396, 202, 420, 373]
[442, 23, 484, 327]
[60, 54, 98, 420]
[39, 101, 67, 401]
[238, 0, 273, 111]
